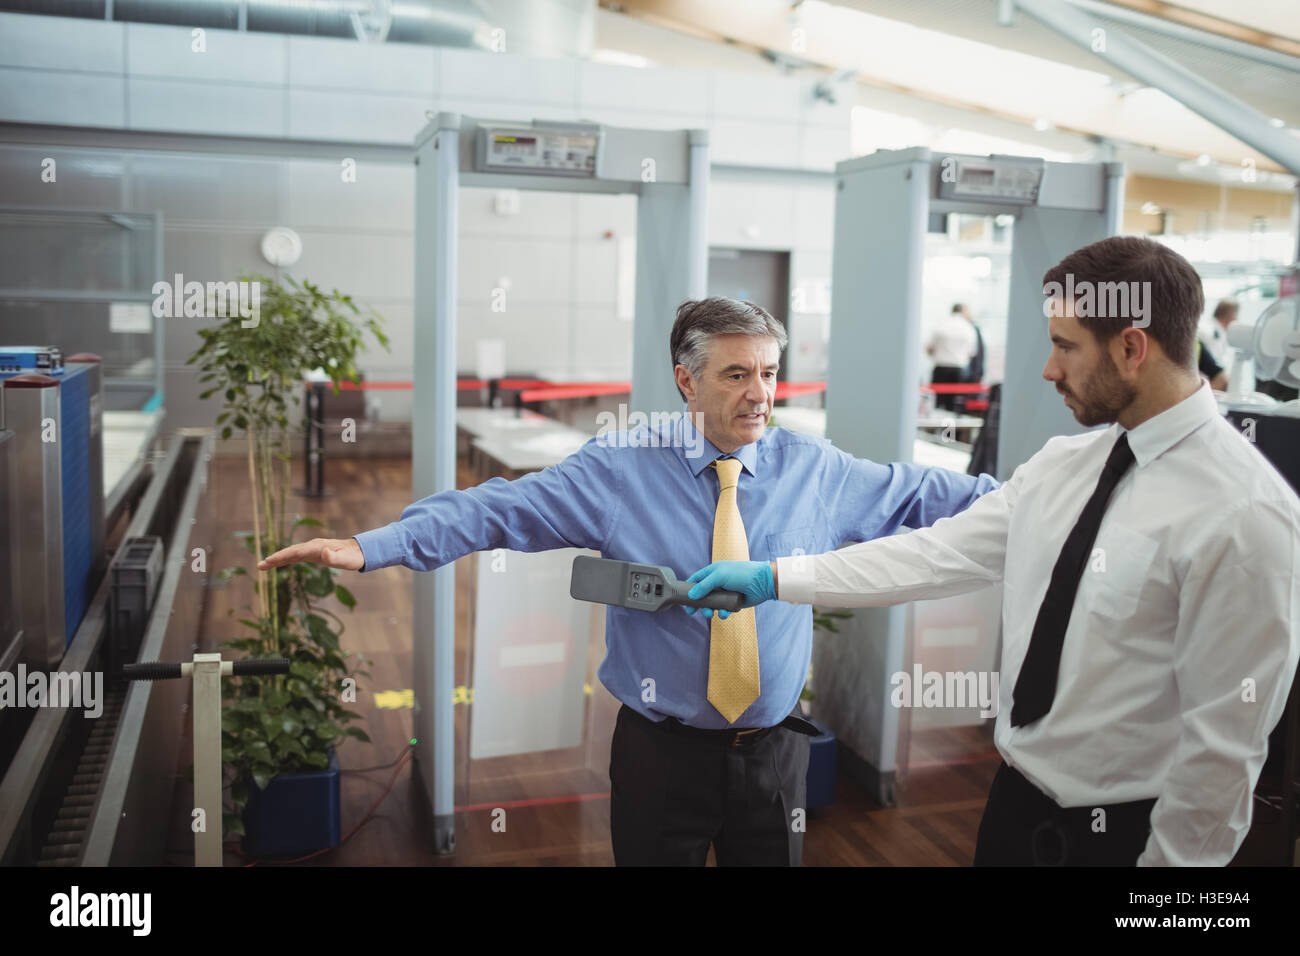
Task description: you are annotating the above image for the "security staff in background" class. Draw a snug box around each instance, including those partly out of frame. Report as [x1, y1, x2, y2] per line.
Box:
[1201, 298, 1237, 368]
[687, 238, 1300, 866]
[926, 303, 979, 411]
[259, 297, 998, 866]
[1195, 298, 1237, 391]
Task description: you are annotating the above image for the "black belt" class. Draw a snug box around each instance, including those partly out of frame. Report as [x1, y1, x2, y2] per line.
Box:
[998, 762, 1157, 865]
[632, 706, 820, 748]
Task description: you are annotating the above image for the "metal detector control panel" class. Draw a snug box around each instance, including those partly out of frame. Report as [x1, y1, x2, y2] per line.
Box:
[937, 156, 1044, 205]
[570, 555, 744, 612]
[476, 125, 602, 177]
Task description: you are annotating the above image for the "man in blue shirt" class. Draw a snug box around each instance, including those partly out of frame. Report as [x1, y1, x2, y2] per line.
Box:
[259, 296, 998, 865]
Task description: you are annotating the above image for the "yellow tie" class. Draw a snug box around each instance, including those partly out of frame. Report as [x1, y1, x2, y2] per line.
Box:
[707, 457, 760, 723]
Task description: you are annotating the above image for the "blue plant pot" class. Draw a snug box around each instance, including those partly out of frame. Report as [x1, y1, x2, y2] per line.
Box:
[242, 745, 341, 858]
[805, 716, 837, 809]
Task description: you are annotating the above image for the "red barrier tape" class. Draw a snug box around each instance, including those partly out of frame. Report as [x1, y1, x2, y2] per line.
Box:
[519, 383, 632, 402]
[314, 378, 555, 391]
[924, 383, 989, 394]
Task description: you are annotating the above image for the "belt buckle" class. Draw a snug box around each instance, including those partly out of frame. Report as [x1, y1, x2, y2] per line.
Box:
[731, 727, 763, 748]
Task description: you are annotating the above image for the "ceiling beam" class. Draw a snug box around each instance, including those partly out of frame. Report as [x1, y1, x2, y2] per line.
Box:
[1100, 0, 1300, 56]
[1013, 0, 1300, 174]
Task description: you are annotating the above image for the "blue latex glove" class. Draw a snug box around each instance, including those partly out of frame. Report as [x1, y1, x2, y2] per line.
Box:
[683, 561, 777, 619]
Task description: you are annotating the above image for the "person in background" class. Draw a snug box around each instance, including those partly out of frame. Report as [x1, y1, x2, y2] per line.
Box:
[686, 236, 1300, 867]
[1197, 337, 1229, 391]
[958, 304, 986, 435]
[1196, 298, 1235, 391]
[1201, 298, 1237, 369]
[962, 304, 986, 389]
[926, 303, 978, 411]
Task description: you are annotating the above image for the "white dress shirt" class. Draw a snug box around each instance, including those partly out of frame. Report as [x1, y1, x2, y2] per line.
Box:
[926, 314, 978, 368]
[777, 381, 1300, 866]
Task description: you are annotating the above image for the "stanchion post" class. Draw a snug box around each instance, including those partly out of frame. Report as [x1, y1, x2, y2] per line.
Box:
[191, 652, 223, 867]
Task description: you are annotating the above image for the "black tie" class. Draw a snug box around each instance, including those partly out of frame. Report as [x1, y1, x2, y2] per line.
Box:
[1010, 433, 1136, 728]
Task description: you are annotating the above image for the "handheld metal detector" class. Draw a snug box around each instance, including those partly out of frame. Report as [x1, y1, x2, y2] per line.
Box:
[569, 555, 745, 613]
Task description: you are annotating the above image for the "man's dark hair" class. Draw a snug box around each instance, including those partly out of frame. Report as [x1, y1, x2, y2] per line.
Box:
[669, 297, 787, 401]
[1042, 236, 1203, 368]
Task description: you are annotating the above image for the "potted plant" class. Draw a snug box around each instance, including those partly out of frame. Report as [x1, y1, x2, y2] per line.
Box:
[187, 273, 388, 856]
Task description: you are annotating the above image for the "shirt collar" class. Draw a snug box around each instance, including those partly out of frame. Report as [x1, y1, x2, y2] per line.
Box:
[1120, 380, 1220, 469]
[678, 409, 761, 478]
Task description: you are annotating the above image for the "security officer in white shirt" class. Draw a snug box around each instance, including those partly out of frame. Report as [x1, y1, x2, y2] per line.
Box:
[687, 236, 1300, 867]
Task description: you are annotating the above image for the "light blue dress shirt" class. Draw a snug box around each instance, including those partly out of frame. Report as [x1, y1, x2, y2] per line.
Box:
[354, 413, 999, 729]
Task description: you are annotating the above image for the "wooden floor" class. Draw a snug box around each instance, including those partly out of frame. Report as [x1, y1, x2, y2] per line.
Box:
[170, 454, 1285, 867]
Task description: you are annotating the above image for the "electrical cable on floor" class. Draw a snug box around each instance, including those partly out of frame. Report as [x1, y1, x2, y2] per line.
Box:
[166, 743, 417, 862]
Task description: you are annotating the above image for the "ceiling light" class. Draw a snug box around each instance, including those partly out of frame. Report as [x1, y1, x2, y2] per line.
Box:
[1195, 154, 1212, 166]
[1140, 202, 1161, 215]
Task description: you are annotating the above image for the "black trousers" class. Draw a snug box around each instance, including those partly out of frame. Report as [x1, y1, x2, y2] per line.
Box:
[609, 704, 811, 866]
[930, 365, 965, 412]
[974, 761, 1157, 866]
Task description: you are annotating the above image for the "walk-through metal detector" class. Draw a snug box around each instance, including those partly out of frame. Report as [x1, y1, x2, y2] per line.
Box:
[412, 114, 708, 852]
[818, 148, 1121, 803]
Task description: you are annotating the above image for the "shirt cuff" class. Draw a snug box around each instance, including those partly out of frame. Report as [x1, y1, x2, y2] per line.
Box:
[776, 554, 817, 605]
[352, 525, 404, 572]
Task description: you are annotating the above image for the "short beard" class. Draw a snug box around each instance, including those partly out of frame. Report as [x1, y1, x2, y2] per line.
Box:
[1068, 350, 1137, 427]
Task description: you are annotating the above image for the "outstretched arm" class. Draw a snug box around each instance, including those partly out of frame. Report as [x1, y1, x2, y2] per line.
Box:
[776, 475, 1012, 607]
[687, 458, 1023, 613]
[259, 436, 621, 573]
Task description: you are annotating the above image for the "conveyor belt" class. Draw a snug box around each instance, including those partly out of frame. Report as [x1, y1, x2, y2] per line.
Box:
[36, 689, 124, 866]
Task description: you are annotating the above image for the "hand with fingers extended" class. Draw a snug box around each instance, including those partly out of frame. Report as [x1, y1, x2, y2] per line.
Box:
[683, 560, 778, 619]
[257, 537, 365, 572]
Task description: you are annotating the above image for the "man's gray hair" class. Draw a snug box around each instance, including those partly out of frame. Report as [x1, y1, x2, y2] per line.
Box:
[669, 297, 787, 400]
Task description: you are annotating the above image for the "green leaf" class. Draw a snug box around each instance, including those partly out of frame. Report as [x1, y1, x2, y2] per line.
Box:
[303, 566, 334, 598]
[344, 727, 371, 743]
[289, 659, 320, 681]
[276, 735, 308, 761]
[303, 751, 329, 769]
[334, 584, 356, 609]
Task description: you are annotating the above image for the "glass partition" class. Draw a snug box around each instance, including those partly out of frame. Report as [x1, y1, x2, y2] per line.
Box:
[0, 206, 162, 411]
